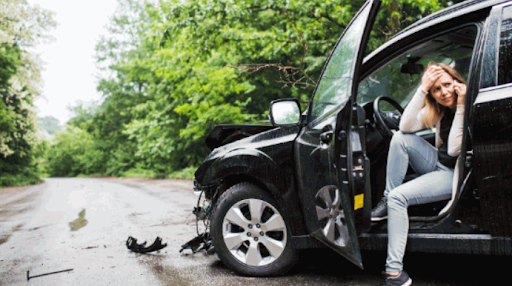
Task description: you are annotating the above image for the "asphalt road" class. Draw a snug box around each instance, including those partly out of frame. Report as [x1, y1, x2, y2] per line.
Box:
[0, 178, 509, 285]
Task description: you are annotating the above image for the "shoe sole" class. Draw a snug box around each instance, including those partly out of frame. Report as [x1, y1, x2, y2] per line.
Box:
[403, 278, 412, 286]
[371, 216, 388, 222]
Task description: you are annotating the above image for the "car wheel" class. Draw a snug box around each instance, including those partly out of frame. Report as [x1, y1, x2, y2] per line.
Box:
[211, 182, 298, 276]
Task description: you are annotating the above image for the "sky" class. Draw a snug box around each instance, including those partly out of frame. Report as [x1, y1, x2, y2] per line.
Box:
[28, 0, 120, 126]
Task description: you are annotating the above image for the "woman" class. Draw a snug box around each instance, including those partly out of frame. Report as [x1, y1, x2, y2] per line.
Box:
[372, 62, 467, 286]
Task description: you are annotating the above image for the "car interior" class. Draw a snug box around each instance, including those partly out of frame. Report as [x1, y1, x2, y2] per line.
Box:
[356, 25, 479, 221]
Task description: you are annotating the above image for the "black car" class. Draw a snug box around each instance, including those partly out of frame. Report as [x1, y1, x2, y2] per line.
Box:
[193, 0, 512, 277]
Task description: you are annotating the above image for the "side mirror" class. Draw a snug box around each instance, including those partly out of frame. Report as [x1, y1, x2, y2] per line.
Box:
[269, 98, 301, 126]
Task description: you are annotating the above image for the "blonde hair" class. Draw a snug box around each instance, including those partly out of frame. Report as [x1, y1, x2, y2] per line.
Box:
[422, 62, 466, 128]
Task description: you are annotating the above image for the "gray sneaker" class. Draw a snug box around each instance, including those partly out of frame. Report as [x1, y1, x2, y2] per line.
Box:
[371, 196, 388, 221]
[380, 270, 412, 286]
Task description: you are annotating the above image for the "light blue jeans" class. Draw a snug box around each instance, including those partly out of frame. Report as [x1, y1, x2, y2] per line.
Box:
[384, 131, 454, 273]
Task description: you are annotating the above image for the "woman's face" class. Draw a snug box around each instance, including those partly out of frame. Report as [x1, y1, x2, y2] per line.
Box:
[429, 71, 458, 110]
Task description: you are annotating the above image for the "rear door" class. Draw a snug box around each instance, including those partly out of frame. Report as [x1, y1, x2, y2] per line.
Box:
[295, 0, 380, 268]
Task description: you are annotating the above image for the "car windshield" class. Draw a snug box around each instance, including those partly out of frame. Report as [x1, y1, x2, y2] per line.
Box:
[357, 26, 477, 111]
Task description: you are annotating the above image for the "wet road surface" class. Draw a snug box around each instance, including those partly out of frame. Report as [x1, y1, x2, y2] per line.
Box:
[0, 178, 509, 285]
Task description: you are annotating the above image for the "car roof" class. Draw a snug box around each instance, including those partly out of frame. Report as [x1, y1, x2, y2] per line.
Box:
[394, 0, 509, 38]
[363, 0, 510, 70]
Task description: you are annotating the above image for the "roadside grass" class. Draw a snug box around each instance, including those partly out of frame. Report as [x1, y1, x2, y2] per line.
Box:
[117, 166, 197, 180]
[120, 168, 158, 178]
[35, 167, 197, 181]
[167, 166, 197, 180]
[0, 173, 42, 187]
[76, 173, 104, 178]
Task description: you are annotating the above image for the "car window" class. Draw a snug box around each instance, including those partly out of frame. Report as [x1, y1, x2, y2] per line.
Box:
[498, 5, 512, 86]
[357, 26, 477, 110]
[308, 3, 372, 123]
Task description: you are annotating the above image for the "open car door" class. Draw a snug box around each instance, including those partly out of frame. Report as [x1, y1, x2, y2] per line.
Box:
[295, 0, 380, 269]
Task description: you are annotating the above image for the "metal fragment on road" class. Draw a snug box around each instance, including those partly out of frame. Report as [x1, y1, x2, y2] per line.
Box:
[27, 269, 73, 281]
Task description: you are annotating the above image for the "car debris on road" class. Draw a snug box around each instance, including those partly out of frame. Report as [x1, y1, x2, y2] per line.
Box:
[180, 232, 213, 254]
[126, 236, 167, 253]
[27, 269, 73, 281]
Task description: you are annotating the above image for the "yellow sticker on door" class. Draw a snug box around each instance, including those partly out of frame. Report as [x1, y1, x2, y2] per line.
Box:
[354, 194, 364, 210]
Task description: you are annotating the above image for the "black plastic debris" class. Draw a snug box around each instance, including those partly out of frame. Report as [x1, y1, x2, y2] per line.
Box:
[126, 236, 167, 253]
[180, 232, 213, 254]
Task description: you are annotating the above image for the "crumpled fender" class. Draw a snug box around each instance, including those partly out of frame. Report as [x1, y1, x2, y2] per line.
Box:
[202, 147, 284, 197]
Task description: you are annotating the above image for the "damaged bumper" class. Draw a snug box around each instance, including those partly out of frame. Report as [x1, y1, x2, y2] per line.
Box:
[193, 180, 221, 201]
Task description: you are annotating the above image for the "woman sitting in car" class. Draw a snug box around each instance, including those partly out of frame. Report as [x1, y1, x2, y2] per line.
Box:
[371, 63, 467, 286]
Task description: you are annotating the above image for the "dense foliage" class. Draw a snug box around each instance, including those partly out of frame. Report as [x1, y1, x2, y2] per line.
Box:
[44, 0, 461, 179]
[0, 0, 55, 186]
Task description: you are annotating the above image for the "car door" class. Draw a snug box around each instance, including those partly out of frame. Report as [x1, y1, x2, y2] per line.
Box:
[473, 2, 512, 239]
[295, 0, 380, 269]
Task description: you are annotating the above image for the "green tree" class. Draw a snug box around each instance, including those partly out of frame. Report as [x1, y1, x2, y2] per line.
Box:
[0, 0, 55, 186]
[44, 125, 99, 177]
[118, 0, 458, 173]
[48, 0, 461, 178]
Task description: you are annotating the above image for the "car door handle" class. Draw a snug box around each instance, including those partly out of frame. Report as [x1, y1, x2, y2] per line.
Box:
[320, 130, 333, 144]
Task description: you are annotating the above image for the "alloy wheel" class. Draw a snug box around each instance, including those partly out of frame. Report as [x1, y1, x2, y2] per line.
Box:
[222, 198, 287, 266]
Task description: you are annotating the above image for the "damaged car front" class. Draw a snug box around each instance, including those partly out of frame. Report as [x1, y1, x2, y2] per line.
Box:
[191, 98, 309, 276]
[194, 101, 303, 206]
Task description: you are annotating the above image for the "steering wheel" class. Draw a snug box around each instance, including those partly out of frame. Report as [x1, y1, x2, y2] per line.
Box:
[373, 96, 405, 138]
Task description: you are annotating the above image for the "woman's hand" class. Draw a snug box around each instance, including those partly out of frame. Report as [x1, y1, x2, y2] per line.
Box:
[454, 80, 467, 106]
[420, 65, 444, 92]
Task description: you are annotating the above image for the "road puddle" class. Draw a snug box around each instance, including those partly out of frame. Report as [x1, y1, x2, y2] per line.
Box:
[69, 209, 88, 231]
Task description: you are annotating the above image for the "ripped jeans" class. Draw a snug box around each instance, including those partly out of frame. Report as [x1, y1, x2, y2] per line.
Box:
[384, 131, 454, 273]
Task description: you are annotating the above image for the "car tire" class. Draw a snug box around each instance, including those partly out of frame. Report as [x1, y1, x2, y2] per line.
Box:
[210, 182, 298, 276]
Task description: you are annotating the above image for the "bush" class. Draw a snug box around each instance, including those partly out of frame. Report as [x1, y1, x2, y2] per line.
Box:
[168, 166, 197, 180]
[0, 172, 42, 187]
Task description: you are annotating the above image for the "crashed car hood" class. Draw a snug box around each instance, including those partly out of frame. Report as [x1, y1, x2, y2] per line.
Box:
[205, 124, 275, 151]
